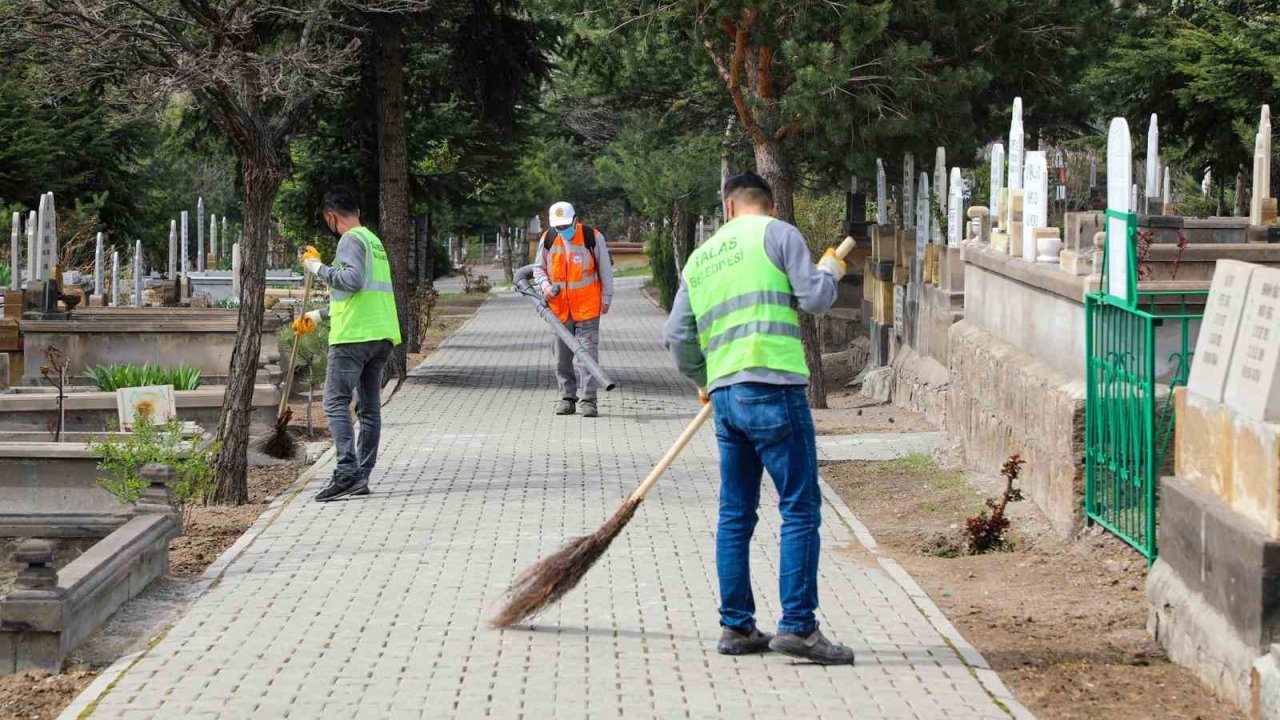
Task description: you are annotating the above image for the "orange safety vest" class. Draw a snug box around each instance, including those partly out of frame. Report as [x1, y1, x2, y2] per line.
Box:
[544, 223, 602, 322]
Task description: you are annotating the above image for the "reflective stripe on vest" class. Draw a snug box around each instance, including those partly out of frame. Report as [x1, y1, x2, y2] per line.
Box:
[682, 214, 807, 384]
[546, 224, 602, 322]
[329, 226, 402, 346]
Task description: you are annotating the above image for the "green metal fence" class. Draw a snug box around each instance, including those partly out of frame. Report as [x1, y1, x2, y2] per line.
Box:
[1084, 210, 1205, 560]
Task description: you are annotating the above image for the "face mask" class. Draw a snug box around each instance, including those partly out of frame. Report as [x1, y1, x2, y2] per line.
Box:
[556, 225, 575, 239]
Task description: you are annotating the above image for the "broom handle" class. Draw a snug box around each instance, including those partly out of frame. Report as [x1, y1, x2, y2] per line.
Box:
[623, 236, 854, 505]
[277, 271, 315, 417]
[626, 402, 715, 504]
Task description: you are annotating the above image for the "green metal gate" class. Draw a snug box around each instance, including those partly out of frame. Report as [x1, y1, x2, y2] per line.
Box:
[1084, 210, 1204, 560]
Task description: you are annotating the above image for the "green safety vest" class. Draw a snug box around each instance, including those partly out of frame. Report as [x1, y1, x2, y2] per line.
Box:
[683, 214, 807, 385]
[329, 226, 402, 346]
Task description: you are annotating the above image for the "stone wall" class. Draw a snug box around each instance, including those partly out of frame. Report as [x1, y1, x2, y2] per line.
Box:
[948, 320, 1086, 536]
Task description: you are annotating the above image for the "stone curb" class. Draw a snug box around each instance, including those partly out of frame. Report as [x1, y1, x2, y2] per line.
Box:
[57, 447, 336, 720]
[817, 473, 1036, 720]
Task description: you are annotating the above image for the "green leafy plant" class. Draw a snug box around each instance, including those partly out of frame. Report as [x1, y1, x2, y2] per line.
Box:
[277, 317, 329, 435]
[84, 363, 203, 392]
[0, 262, 10, 287]
[212, 297, 240, 308]
[91, 413, 218, 527]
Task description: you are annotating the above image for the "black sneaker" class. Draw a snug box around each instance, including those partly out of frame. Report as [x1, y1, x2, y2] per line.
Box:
[580, 399, 599, 418]
[315, 474, 361, 502]
[349, 478, 370, 497]
[555, 399, 576, 415]
[717, 625, 773, 655]
[769, 627, 856, 665]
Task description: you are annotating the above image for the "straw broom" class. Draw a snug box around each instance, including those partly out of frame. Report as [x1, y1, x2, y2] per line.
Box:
[491, 236, 857, 629]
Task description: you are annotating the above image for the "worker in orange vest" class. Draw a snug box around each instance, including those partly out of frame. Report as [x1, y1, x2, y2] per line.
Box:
[532, 201, 614, 417]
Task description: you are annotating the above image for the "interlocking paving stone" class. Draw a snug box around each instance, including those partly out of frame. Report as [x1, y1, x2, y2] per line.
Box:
[77, 278, 1018, 719]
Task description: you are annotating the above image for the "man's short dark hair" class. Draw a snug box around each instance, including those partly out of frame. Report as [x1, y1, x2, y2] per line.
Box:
[323, 186, 361, 215]
[723, 172, 773, 207]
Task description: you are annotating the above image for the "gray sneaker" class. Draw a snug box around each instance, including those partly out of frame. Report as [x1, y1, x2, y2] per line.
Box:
[580, 399, 599, 418]
[717, 625, 773, 655]
[555, 399, 576, 415]
[769, 627, 856, 665]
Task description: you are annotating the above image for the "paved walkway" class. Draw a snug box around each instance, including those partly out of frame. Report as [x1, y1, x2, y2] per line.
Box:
[73, 279, 1024, 719]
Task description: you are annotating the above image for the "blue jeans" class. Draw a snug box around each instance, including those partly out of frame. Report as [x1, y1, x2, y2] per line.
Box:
[324, 340, 393, 481]
[710, 382, 822, 635]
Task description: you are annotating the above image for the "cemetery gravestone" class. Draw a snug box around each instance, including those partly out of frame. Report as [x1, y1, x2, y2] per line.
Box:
[1188, 260, 1256, 403]
[9, 213, 19, 292]
[1023, 152, 1048, 261]
[1223, 266, 1280, 422]
[36, 193, 57, 281]
[1106, 117, 1134, 304]
[990, 143, 1004, 227]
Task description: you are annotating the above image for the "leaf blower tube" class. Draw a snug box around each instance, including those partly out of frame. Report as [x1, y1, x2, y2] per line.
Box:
[513, 264, 618, 392]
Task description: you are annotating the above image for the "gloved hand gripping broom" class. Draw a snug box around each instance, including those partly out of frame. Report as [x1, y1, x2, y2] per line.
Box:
[491, 237, 857, 628]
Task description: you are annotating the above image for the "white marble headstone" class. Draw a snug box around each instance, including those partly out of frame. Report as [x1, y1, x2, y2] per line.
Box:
[8, 213, 19, 291]
[947, 168, 963, 247]
[903, 153, 915, 228]
[197, 197, 205, 272]
[1145, 114, 1159, 200]
[180, 211, 189, 278]
[876, 159, 887, 225]
[1106, 118, 1133, 304]
[168, 220, 177, 278]
[1188, 260, 1256, 403]
[1022, 152, 1048, 261]
[94, 232, 104, 296]
[1008, 98, 1024, 193]
[36, 193, 57, 281]
[915, 172, 930, 281]
[231, 242, 242, 298]
[933, 148, 947, 245]
[1223, 266, 1280, 421]
[110, 250, 119, 307]
[24, 211, 36, 286]
[134, 239, 144, 306]
[210, 214, 218, 262]
[990, 143, 1005, 225]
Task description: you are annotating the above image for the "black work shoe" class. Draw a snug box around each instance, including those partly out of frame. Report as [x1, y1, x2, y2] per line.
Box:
[769, 627, 856, 665]
[555, 399, 576, 415]
[315, 474, 361, 502]
[717, 625, 773, 656]
[580, 399, 599, 418]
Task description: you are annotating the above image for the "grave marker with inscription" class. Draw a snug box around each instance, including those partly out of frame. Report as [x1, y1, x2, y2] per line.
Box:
[1223, 266, 1280, 421]
[1188, 260, 1256, 403]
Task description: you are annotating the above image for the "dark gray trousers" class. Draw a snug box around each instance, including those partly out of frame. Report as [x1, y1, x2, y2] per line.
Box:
[324, 340, 393, 480]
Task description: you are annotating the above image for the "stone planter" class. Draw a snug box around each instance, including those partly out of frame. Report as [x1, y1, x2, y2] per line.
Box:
[0, 384, 280, 434]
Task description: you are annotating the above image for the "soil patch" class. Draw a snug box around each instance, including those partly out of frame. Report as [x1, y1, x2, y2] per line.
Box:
[823, 456, 1243, 719]
[813, 387, 938, 435]
[0, 670, 97, 720]
[169, 464, 305, 576]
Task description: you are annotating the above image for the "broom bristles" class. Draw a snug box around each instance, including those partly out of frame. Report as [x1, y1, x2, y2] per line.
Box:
[257, 407, 297, 460]
[490, 497, 643, 628]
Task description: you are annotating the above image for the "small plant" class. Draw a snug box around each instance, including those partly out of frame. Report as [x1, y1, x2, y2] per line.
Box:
[964, 454, 1025, 554]
[84, 363, 203, 392]
[471, 274, 491, 294]
[40, 346, 69, 441]
[277, 318, 329, 435]
[90, 411, 218, 528]
[0, 262, 10, 287]
[212, 297, 240, 308]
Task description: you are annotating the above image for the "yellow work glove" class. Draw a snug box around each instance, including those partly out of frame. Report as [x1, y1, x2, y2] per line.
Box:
[301, 246, 322, 275]
[699, 389, 711, 405]
[292, 309, 321, 336]
[817, 247, 847, 282]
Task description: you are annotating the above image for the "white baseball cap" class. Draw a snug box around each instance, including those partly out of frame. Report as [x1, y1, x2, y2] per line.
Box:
[548, 201, 576, 227]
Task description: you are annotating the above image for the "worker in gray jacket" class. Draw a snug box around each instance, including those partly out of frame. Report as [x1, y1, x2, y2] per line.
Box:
[532, 201, 614, 417]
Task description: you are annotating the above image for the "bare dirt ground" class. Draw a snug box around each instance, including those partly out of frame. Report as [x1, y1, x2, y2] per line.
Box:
[820, 389, 1242, 720]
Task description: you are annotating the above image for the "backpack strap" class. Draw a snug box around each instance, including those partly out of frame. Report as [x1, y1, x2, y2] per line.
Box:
[542, 224, 596, 252]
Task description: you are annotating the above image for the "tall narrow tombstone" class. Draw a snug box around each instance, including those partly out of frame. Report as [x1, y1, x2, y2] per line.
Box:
[1089, 155, 1098, 189]
[914, 172, 930, 282]
[134, 240, 143, 306]
[1145, 114, 1160, 204]
[180, 211, 189, 278]
[1251, 106, 1272, 225]
[196, 197, 205, 272]
[933, 148, 947, 245]
[1023, 152, 1048, 261]
[947, 168, 963, 248]
[210, 213, 218, 263]
[1008, 98, 1024, 195]
[990, 143, 1005, 227]
[875, 159, 888, 225]
[36, 193, 57, 281]
[1106, 118, 1134, 304]
[24, 212, 36, 288]
[9, 213, 19, 291]
[221, 217, 227, 260]
[231, 242, 241, 298]
[903, 153, 915, 227]
[1202, 168, 1212, 197]
[168, 220, 177, 278]
[94, 232, 104, 299]
[110, 250, 119, 307]
[1162, 166, 1172, 208]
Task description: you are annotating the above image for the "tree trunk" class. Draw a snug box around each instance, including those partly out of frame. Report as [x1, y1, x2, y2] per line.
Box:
[671, 202, 697, 274]
[211, 163, 280, 504]
[1235, 167, 1249, 218]
[752, 138, 826, 409]
[375, 19, 413, 371]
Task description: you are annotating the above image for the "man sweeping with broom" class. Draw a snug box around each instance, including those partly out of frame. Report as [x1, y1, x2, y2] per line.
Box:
[293, 187, 402, 502]
[662, 172, 855, 664]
